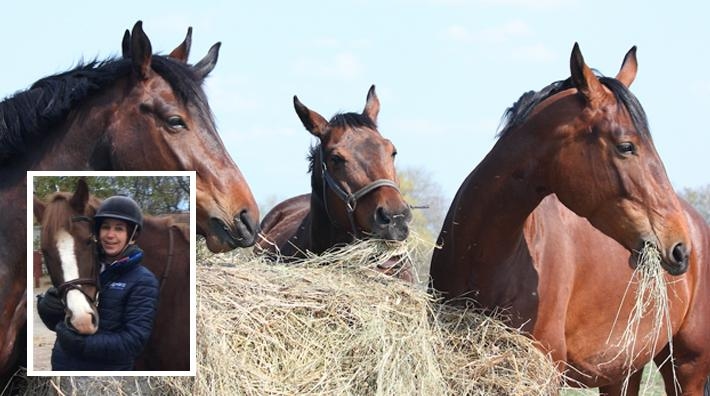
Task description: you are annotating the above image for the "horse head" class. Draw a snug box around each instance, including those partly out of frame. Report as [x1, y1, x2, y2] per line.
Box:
[34, 179, 100, 335]
[529, 44, 691, 274]
[98, 21, 260, 251]
[295, 85, 412, 241]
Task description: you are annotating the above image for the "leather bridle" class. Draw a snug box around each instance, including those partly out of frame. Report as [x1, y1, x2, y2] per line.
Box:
[319, 145, 401, 236]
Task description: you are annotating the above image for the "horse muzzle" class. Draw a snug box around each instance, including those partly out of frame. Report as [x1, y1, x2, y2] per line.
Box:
[630, 239, 690, 276]
[209, 210, 259, 249]
[65, 307, 99, 335]
[662, 242, 689, 275]
[371, 206, 412, 241]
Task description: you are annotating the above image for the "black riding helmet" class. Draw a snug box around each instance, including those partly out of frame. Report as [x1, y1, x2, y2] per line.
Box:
[93, 195, 144, 238]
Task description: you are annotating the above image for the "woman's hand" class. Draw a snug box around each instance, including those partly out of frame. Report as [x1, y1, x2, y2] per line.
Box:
[55, 321, 87, 356]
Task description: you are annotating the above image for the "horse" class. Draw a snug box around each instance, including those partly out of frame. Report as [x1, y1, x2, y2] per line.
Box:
[429, 43, 710, 395]
[0, 21, 260, 377]
[256, 86, 414, 281]
[34, 178, 192, 371]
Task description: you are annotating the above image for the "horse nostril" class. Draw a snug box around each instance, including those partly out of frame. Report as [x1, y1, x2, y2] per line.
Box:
[233, 209, 259, 247]
[375, 207, 392, 225]
[671, 242, 689, 266]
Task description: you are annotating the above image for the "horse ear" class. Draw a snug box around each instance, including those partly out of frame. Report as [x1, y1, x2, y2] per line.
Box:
[294, 95, 328, 138]
[194, 42, 220, 79]
[615, 46, 638, 87]
[169, 27, 192, 63]
[362, 84, 380, 125]
[121, 29, 131, 59]
[570, 42, 604, 105]
[130, 21, 153, 80]
[33, 196, 46, 222]
[69, 178, 89, 213]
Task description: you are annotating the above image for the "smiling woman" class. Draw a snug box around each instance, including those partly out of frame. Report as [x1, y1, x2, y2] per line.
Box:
[35, 180, 159, 371]
[34, 176, 194, 372]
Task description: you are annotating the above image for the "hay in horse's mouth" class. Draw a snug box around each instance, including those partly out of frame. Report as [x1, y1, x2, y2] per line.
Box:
[607, 241, 676, 395]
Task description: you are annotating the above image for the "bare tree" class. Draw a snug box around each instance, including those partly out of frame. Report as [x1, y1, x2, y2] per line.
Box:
[679, 184, 710, 224]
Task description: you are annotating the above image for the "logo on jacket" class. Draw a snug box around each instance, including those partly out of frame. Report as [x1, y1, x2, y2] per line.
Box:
[108, 282, 127, 290]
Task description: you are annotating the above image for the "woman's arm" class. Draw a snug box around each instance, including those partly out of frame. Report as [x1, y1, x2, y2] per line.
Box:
[80, 272, 159, 362]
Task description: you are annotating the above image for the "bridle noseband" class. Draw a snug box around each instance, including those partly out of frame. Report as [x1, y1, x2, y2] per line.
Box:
[319, 145, 401, 236]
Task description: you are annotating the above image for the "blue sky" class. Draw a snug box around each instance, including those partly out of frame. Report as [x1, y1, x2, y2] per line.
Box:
[2, 1, 708, 208]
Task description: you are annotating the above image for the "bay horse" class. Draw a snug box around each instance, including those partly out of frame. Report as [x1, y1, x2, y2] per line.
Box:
[429, 43, 710, 395]
[256, 86, 414, 281]
[34, 178, 192, 371]
[0, 21, 259, 377]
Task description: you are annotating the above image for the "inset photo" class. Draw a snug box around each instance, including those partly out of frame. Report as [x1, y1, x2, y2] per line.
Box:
[27, 172, 196, 376]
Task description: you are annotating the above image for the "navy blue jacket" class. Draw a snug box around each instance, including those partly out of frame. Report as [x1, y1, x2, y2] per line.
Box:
[51, 246, 159, 371]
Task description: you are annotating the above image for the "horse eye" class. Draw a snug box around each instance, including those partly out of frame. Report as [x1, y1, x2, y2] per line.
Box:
[330, 154, 345, 165]
[392, 149, 398, 158]
[166, 116, 187, 130]
[616, 142, 636, 156]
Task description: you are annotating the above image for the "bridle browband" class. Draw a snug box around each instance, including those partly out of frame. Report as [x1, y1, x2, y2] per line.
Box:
[57, 215, 100, 306]
[319, 145, 401, 236]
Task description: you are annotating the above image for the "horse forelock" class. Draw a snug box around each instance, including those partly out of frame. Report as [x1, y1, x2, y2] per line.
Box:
[598, 76, 651, 139]
[307, 112, 379, 174]
[41, 194, 75, 245]
[0, 54, 213, 165]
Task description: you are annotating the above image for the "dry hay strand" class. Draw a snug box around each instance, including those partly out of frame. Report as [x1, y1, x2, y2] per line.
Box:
[9, 375, 163, 396]
[22, 238, 558, 395]
[606, 242, 677, 395]
[160, 239, 559, 395]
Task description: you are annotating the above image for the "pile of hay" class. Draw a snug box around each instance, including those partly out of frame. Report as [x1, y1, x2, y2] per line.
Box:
[162, 239, 559, 395]
[24, 239, 559, 395]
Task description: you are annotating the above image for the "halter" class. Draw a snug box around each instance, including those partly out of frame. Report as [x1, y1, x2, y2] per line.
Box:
[319, 145, 401, 236]
[57, 215, 100, 307]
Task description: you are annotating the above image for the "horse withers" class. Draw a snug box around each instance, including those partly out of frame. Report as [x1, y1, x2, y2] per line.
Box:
[256, 86, 414, 281]
[429, 44, 710, 395]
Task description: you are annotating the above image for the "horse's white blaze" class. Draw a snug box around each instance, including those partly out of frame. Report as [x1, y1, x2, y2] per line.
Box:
[56, 229, 79, 281]
[56, 229, 98, 334]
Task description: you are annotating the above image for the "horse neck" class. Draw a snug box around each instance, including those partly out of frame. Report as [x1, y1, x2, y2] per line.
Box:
[450, 131, 550, 266]
[31, 83, 127, 171]
[308, 174, 353, 254]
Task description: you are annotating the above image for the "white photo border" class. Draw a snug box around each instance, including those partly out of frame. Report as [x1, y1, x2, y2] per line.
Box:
[26, 170, 197, 377]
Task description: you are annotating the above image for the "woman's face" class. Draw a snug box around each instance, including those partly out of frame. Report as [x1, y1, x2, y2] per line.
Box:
[99, 218, 130, 258]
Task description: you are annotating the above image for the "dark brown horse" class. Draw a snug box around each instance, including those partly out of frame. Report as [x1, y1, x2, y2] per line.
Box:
[256, 86, 413, 281]
[34, 178, 192, 371]
[429, 44, 710, 395]
[133, 211, 190, 371]
[0, 21, 259, 377]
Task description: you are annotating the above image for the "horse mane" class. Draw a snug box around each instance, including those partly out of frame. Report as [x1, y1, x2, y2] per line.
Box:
[0, 55, 211, 165]
[497, 74, 651, 139]
[306, 112, 377, 174]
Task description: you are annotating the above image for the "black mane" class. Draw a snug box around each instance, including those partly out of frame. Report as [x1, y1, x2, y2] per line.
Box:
[497, 74, 650, 139]
[0, 55, 209, 164]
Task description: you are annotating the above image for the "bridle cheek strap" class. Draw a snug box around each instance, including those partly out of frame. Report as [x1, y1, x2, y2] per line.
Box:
[321, 163, 401, 236]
